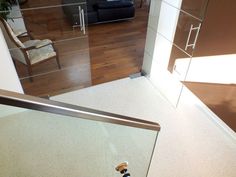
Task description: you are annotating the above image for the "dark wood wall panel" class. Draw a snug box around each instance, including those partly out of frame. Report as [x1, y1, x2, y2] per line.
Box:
[185, 0, 236, 131]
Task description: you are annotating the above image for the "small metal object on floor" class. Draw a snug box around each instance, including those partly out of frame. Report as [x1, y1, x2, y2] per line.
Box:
[116, 162, 131, 177]
[129, 72, 142, 79]
[40, 95, 50, 100]
[129, 70, 147, 79]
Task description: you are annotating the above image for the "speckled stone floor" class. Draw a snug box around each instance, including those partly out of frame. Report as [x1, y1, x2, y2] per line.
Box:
[0, 77, 235, 177]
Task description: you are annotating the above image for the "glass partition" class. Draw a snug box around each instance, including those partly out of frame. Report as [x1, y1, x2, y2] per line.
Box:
[157, 2, 202, 57]
[181, 0, 209, 20]
[163, 0, 209, 21]
[146, 0, 204, 106]
[0, 0, 149, 97]
[172, 11, 201, 56]
[0, 0, 91, 97]
[182, 0, 236, 132]
[0, 102, 159, 177]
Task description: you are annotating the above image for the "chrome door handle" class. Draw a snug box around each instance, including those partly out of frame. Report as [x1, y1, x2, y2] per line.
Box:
[81, 8, 86, 34]
[78, 6, 82, 31]
[185, 23, 201, 51]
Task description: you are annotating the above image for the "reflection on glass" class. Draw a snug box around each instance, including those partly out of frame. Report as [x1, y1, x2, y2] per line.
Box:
[183, 54, 236, 131]
[10, 36, 90, 79]
[0, 1, 90, 91]
[19, 37, 91, 97]
[182, 0, 236, 131]
[163, 0, 209, 20]
[157, 3, 201, 57]
[172, 11, 201, 56]
[21, 3, 87, 42]
[18, 0, 86, 9]
[181, 0, 209, 20]
[1, 0, 147, 97]
[167, 45, 190, 76]
[167, 44, 191, 106]
[0, 103, 158, 177]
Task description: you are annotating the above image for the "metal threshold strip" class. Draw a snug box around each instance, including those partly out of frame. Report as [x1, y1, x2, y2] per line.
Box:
[0, 89, 160, 131]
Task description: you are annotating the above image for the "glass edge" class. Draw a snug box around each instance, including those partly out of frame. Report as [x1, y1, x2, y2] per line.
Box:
[0, 89, 161, 132]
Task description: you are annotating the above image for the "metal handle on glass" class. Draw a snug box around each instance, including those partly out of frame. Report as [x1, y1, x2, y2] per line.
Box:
[81, 9, 86, 34]
[185, 23, 201, 51]
[78, 6, 82, 31]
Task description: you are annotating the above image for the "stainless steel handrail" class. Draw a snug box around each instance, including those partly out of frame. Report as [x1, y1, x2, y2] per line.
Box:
[0, 89, 160, 131]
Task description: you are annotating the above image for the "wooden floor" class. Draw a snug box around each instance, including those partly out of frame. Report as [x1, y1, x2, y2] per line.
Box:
[184, 82, 236, 132]
[89, 10, 148, 85]
[16, 2, 149, 97]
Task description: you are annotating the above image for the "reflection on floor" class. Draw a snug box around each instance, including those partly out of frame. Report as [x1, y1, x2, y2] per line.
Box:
[16, 1, 149, 97]
[184, 82, 236, 131]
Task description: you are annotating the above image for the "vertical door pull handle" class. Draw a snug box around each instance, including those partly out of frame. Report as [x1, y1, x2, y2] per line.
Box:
[78, 6, 82, 31]
[81, 9, 86, 34]
[185, 23, 201, 51]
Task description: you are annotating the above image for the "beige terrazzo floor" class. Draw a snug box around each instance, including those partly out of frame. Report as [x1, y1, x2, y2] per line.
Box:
[0, 77, 235, 177]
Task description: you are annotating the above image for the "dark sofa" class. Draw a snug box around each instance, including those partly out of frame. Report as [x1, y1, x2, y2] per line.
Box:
[62, 0, 135, 25]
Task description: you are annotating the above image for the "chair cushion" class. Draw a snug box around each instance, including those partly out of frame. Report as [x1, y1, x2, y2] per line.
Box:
[97, 1, 134, 9]
[23, 40, 56, 65]
[23, 39, 52, 48]
[98, 6, 135, 21]
[87, 4, 94, 12]
[87, 11, 99, 23]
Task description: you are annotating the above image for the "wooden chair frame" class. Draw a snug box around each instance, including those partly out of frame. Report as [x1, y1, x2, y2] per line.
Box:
[0, 17, 61, 82]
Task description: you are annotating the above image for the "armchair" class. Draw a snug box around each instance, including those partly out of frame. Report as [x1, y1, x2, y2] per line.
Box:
[0, 17, 61, 81]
